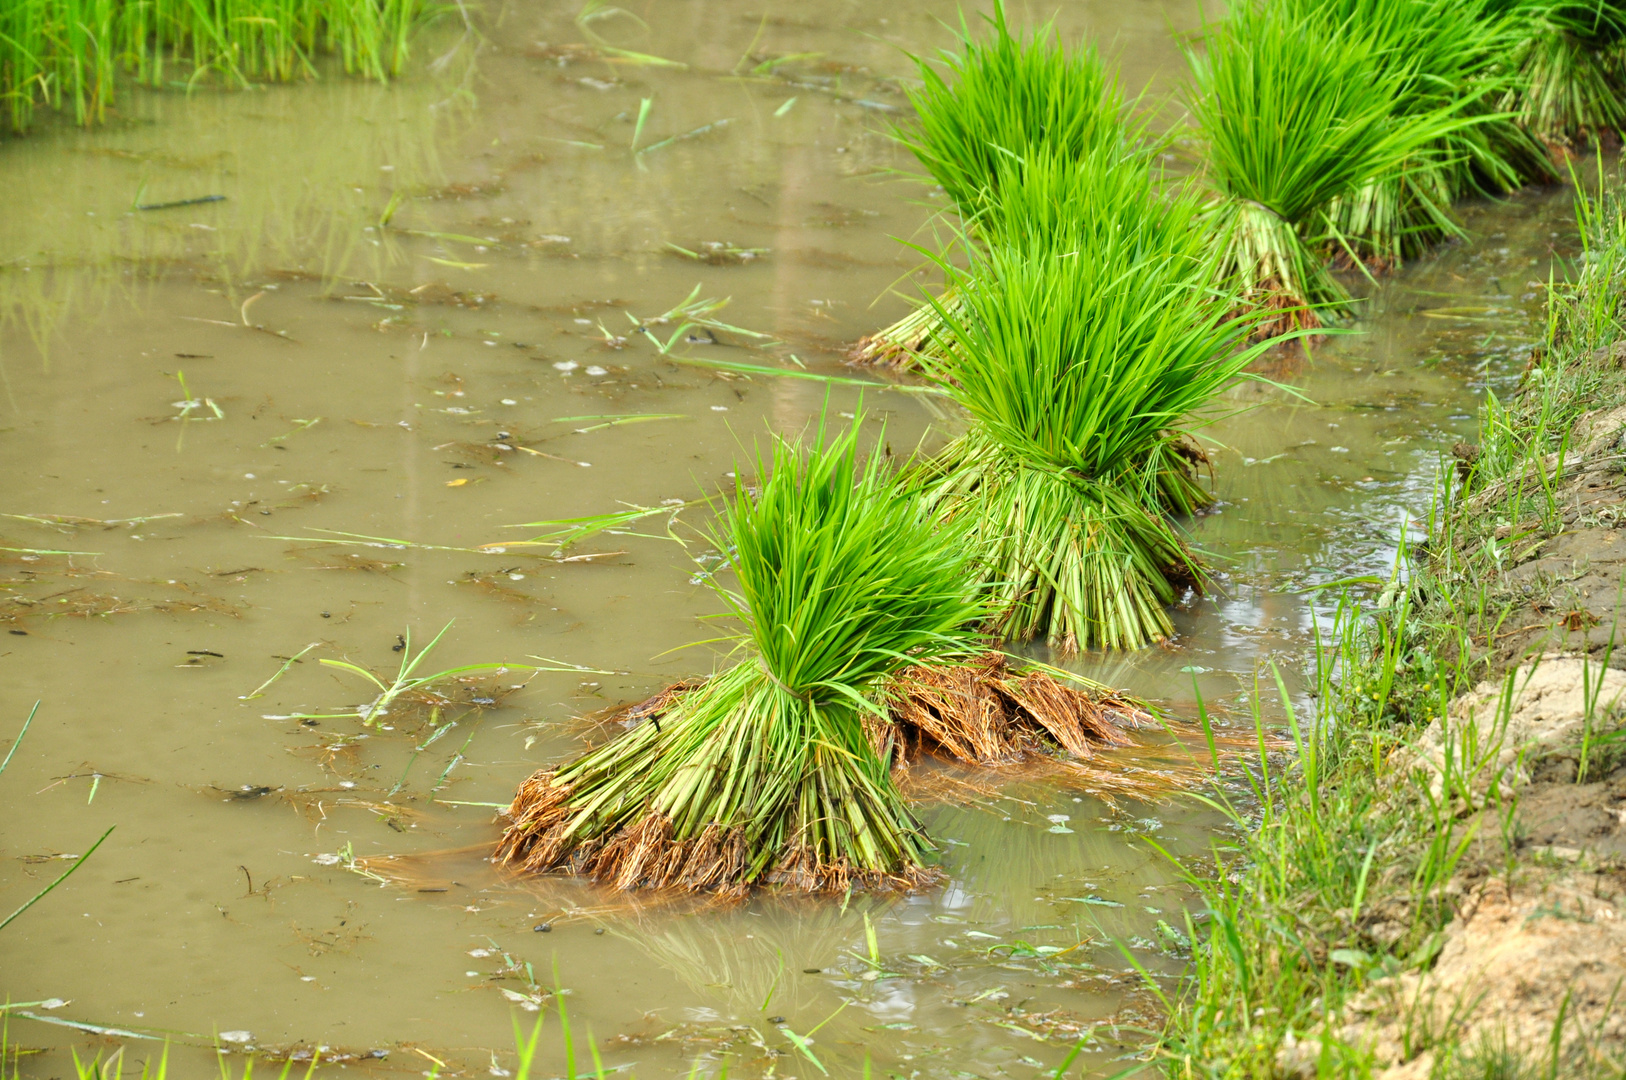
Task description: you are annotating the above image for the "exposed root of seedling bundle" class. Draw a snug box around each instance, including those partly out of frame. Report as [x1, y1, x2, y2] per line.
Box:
[886, 653, 1150, 765]
[493, 665, 943, 898]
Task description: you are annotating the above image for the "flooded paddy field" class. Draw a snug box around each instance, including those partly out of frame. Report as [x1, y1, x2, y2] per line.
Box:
[0, 2, 1580, 1076]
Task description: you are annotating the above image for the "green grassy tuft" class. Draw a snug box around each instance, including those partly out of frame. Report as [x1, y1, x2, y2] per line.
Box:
[0, 0, 442, 135]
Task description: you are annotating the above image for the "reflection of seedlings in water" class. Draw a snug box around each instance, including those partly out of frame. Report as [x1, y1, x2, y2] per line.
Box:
[421, 181, 508, 200]
[296, 549, 406, 576]
[37, 764, 150, 804]
[665, 241, 768, 265]
[458, 567, 549, 606]
[3, 512, 184, 533]
[293, 903, 370, 957]
[806, 202, 881, 228]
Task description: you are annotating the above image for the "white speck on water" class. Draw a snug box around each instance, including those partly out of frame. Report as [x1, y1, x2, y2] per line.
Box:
[339, 781, 356, 789]
[487, 547, 506, 554]
[501, 398, 517, 405]
[1047, 814, 1070, 823]
[469, 948, 492, 957]
[300, 976, 315, 982]
[586, 365, 608, 376]
[1330, 446, 1350, 453]
[553, 361, 579, 372]
[312, 853, 342, 866]
[509, 573, 525, 581]
[711, 405, 728, 412]
[466, 971, 480, 977]
[573, 318, 592, 325]
[244, 473, 255, 479]
[40, 999, 67, 1010]
[219, 1031, 253, 1044]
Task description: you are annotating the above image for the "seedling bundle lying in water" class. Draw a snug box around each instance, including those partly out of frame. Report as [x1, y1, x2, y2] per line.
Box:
[851, 4, 1146, 367]
[1293, 0, 1555, 269]
[908, 148, 1281, 652]
[1182, 1, 1482, 331]
[495, 416, 992, 895]
[1508, 0, 1626, 138]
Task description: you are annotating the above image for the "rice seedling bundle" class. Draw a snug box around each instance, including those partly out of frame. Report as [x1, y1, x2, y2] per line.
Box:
[910, 150, 1281, 653]
[495, 416, 991, 895]
[0, 0, 436, 135]
[1184, 1, 1480, 329]
[1280, 0, 1555, 268]
[850, 0, 1144, 366]
[1500, 0, 1626, 138]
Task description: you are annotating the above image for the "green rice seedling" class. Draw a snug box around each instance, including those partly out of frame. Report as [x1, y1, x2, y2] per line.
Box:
[910, 155, 1284, 652]
[1282, 0, 1555, 268]
[851, 0, 1145, 366]
[0, 0, 443, 136]
[0, 703, 114, 934]
[1184, 0, 1483, 329]
[495, 413, 991, 894]
[1502, 0, 1626, 139]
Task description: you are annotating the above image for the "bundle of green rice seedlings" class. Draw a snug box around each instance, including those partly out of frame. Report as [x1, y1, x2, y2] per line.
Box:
[1501, 0, 1626, 139]
[849, 0, 1145, 367]
[494, 415, 992, 896]
[1291, 0, 1556, 268]
[908, 157, 1283, 653]
[1184, 0, 1481, 331]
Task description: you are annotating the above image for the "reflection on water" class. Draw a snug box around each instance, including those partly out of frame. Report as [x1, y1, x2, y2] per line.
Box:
[0, 1, 1582, 1077]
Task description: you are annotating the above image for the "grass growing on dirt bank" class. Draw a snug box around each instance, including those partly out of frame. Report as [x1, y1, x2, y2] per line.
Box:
[0, 0, 444, 135]
[1158, 180, 1626, 1077]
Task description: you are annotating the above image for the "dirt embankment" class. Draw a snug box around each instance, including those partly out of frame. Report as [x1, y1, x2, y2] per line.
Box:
[1343, 348, 1626, 1077]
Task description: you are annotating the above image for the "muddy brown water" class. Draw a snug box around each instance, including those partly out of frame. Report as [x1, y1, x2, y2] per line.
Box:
[0, 2, 1581, 1076]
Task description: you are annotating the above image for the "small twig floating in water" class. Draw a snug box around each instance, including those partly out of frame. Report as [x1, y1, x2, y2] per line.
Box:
[135, 195, 226, 211]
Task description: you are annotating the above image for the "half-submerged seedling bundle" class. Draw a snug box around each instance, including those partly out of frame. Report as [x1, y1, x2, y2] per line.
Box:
[1184, 1, 1477, 331]
[912, 149, 1281, 652]
[495, 416, 990, 895]
[851, 1, 1144, 366]
[1506, 0, 1626, 139]
[1294, 0, 1554, 269]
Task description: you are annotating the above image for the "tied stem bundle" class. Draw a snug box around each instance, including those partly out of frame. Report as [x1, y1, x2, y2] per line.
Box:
[495, 414, 990, 895]
[911, 147, 1284, 652]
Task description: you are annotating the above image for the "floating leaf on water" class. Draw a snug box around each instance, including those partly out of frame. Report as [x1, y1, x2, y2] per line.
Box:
[1062, 896, 1124, 908]
[963, 930, 999, 940]
[446, 479, 469, 487]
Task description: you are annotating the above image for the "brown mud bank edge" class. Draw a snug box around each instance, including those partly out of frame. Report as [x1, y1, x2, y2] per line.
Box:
[1310, 351, 1626, 1077]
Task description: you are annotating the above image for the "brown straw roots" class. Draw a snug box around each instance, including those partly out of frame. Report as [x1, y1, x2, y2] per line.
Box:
[883, 652, 1152, 766]
[494, 653, 1158, 896]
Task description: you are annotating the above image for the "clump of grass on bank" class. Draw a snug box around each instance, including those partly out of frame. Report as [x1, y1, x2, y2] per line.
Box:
[0, 0, 441, 135]
[495, 414, 991, 895]
[1183, 0, 1479, 331]
[1159, 179, 1626, 1078]
[908, 149, 1283, 652]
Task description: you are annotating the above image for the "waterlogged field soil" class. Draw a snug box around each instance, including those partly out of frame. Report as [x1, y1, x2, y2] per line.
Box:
[0, 2, 1582, 1076]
